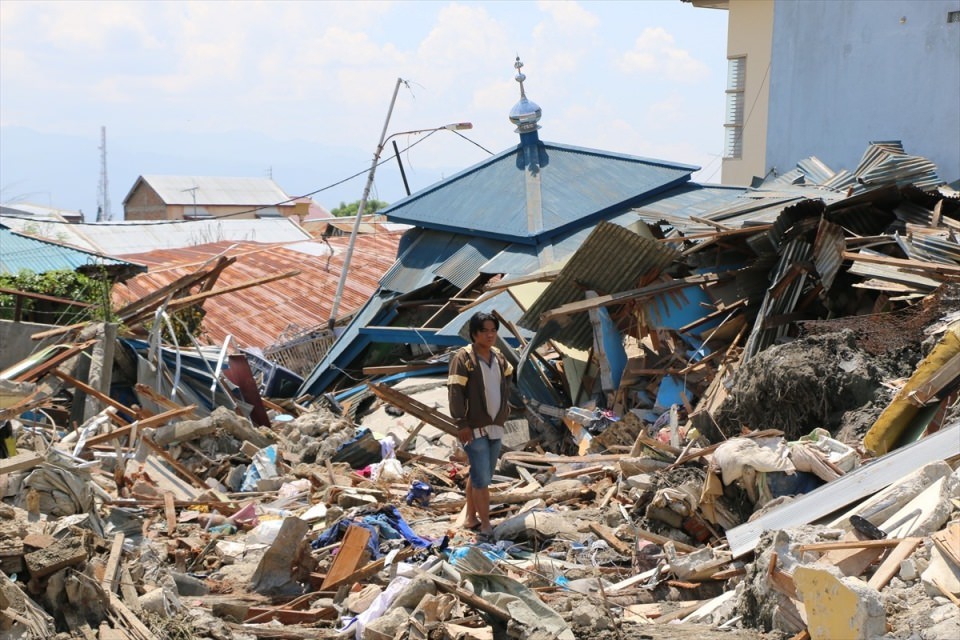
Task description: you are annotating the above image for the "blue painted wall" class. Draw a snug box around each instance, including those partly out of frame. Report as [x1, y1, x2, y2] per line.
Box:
[766, 0, 960, 183]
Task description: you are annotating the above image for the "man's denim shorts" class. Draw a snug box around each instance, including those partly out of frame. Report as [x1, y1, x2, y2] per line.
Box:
[464, 435, 502, 489]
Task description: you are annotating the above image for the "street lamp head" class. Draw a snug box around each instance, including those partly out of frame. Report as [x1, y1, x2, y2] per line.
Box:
[442, 122, 473, 131]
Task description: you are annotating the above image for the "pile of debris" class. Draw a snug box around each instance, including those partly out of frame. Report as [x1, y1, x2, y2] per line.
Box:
[1, 143, 959, 640]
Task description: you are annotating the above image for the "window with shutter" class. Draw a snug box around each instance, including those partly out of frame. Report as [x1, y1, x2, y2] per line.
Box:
[724, 56, 746, 159]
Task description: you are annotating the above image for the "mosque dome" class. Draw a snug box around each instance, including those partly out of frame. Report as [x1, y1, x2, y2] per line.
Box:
[508, 57, 542, 133]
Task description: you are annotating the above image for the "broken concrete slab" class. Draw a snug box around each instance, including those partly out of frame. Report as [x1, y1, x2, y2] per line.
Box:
[726, 424, 960, 557]
[494, 509, 580, 542]
[877, 469, 959, 539]
[827, 460, 955, 530]
[24, 533, 88, 580]
[249, 516, 309, 596]
[794, 565, 886, 640]
[922, 544, 960, 598]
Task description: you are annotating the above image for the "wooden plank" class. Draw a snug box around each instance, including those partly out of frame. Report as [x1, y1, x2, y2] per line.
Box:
[13, 340, 96, 377]
[49, 369, 135, 420]
[635, 526, 697, 554]
[842, 251, 960, 276]
[541, 273, 728, 323]
[908, 352, 960, 406]
[362, 363, 441, 375]
[133, 384, 201, 418]
[123, 270, 301, 328]
[867, 537, 922, 590]
[113, 257, 233, 319]
[797, 539, 907, 552]
[368, 383, 459, 437]
[815, 531, 886, 578]
[315, 546, 416, 592]
[428, 573, 511, 621]
[588, 522, 633, 557]
[727, 424, 960, 557]
[118, 565, 141, 614]
[108, 592, 161, 640]
[0, 451, 44, 476]
[80, 405, 196, 450]
[243, 607, 336, 624]
[164, 493, 177, 537]
[140, 435, 208, 490]
[101, 533, 125, 594]
[320, 525, 371, 590]
[932, 578, 960, 606]
[931, 523, 960, 568]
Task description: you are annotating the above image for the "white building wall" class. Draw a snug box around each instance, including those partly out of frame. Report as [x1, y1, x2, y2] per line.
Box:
[765, 0, 960, 183]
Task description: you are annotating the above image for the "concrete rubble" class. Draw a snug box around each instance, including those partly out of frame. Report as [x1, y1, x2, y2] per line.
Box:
[2, 148, 960, 640]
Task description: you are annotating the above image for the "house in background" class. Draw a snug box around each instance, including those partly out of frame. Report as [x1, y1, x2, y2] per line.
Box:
[122, 175, 296, 221]
[0, 202, 84, 224]
[689, 0, 960, 186]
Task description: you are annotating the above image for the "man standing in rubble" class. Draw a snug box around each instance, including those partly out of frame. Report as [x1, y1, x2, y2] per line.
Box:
[448, 311, 514, 538]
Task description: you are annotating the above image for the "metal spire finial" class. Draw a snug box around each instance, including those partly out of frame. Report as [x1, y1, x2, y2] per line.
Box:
[509, 55, 541, 134]
[514, 55, 527, 99]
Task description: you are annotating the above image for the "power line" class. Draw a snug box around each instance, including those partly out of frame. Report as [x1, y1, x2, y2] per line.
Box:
[113, 128, 493, 225]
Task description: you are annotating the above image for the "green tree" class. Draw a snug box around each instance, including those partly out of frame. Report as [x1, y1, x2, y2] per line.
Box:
[0, 269, 113, 325]
[330, 199, 389, 218]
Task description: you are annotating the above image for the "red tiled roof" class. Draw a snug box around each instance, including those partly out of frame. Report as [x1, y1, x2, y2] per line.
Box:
[113, 232, 402, 349]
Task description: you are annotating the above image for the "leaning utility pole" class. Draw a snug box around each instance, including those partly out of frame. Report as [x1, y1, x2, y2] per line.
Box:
[97, 126, 112, 222]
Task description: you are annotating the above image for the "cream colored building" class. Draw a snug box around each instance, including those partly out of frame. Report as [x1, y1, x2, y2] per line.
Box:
[123, 175, 296, 221]
[690, 0, 960, 186]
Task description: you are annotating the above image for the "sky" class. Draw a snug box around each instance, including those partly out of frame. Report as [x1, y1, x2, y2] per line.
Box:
[0, 0, 729, 222]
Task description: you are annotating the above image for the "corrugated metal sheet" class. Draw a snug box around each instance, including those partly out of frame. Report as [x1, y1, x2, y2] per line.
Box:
[812, 218, 846, 292]
[382, 142, 695, 245]
[896, 232, 960, 264]
[893, 201, 938, 226]
[124, 175, 291, 206]
[0, 228, 144, 275]
[743, 237, 814, 361]
[628, 183, 746, 225]
[846, 250, 944, 291]
[479, 244, 540, 277]
[378, 230, 466, 294]
[796, 157, 838, 185]
[851, 142, 942, 192]
[112, 231, 402, 349]
[433, 237, 507, 290]
[0, 216, 312, 256]
[434, 291, 534, 340]
[518, 221, 680, 350]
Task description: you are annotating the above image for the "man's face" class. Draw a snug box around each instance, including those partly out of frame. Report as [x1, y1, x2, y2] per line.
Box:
[474, 320, 498, 348]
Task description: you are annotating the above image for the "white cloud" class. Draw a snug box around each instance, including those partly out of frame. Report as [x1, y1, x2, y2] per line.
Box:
[534, 0, 599, 35]
[619, 26, 709, 81]
[417, 4, 509, 73]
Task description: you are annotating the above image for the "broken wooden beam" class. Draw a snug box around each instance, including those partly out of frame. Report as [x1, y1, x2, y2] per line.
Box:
[101, 533, 125, 594]
[367, 383, 459, 437]
[80, 405, 197, 450]
[0, 451, 44, 476]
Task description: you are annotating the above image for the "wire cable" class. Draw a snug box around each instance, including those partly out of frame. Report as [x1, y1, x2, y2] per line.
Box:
[111, 128, 490, 224]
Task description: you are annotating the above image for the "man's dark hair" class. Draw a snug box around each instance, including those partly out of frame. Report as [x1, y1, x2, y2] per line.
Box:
[468, 311, 499, 341]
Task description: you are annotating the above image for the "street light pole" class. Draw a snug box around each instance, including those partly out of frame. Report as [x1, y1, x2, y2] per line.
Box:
[326, 77, 473, 330]
[328, 77, 405, 330]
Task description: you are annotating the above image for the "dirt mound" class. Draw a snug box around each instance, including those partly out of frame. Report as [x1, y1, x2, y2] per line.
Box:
[712, 330, 913, 442]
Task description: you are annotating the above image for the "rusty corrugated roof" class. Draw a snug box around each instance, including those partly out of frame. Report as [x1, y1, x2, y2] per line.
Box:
[112, 233, 402, 349]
